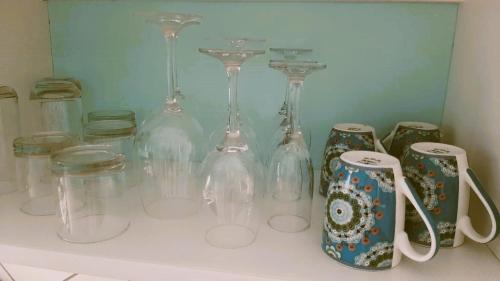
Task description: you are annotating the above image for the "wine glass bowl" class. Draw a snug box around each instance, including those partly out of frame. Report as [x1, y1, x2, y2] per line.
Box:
[199, 39, 265, 248]
[266, 60, 326, 233]
[135, 12, 204, 220]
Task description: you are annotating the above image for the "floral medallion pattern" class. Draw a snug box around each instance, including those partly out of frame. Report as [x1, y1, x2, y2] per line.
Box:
[322, 161, 397, 270]
[320, 128, 377, 196]
[325, 181, 374, 243]
[402, 149, 459, 248]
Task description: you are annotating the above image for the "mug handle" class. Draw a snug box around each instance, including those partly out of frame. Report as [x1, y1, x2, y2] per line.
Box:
[457, 169, 500, 243]
[395, 178, 440, 262]
[375, 139, 388, 154]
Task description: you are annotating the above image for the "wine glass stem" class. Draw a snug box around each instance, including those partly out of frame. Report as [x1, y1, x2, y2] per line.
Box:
[226, 66, 241, 135]
[164, 34, 179, 111]
[281, 79, 289, 116]
[287, 78, 304, 135]
[172, 35, 180, 95]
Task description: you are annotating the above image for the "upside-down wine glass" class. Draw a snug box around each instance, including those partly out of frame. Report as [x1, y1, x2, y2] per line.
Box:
[199, 42, 265, 249]
[207, 39, 263, 157]
[135, 12, 205, 220]
[266, 60, 326, 233]
[269, 48, 312, 121]
[267, 48, 313, 163]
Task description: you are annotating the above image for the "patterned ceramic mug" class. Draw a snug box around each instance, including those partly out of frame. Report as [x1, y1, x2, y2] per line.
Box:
[319, 123, 386, 196]
[402, 142, 499, 247]
[382, 121, 441, 160]
[322, 151, 438, 270]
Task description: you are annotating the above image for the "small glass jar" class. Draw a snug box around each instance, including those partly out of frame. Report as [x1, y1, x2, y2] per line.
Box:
[52, 145, 131, 243]
[0, 85, 21, 195]
[88, 110, 136, 123]
[14, 132, 77, 215]
[31, 80, 83, 138]
[83, 120, 137, 187]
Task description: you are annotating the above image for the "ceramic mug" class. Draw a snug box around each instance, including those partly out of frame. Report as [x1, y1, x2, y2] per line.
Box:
[322, 151, 439, 270]
[402, 142, 499, 247]
[382, 121, 441, 160]
[319, 123, 386, 196]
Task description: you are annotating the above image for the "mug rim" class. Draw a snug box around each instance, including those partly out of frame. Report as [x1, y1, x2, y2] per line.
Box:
[411, 142, 465, 157]
[397, 121, 439, 131]
[340, 151, 399, 169]
[334, 123, 375, 133]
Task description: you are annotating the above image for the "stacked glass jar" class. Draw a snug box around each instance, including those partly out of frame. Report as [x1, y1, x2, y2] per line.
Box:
[0, 85, 21, 195]
[83, 115, 137, 187]
[31, 80, 83, 138]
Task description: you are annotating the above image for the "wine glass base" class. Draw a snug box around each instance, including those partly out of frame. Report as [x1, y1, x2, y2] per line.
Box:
[57, 215, 130, 244]
[268, 214, 310, 233]
[205, 224, 256, 249]
[143, 197, 199, 220]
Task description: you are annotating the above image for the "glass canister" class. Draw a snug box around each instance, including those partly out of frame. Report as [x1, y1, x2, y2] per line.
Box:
[87, 110, 136, 123]
[0, 85, 21, 195]
[14, 132, 77, 215]
[52, 145, 131, 243]
[42, 77, 82, 90]
[31, 80, 83, 138]
[83, 120, 137, 187]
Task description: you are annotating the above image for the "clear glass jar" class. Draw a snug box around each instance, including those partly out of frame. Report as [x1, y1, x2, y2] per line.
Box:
[88, 110, 136, 123]
[14, 132, 77, 215]
[31, 80, 83, 138]
[0, 85, 21, 195]
[83, 120, 137, 187]
[52, 145, 131, 243]
[42, 77, 82, 90]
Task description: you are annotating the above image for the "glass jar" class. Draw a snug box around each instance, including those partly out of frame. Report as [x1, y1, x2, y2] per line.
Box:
[42, 77, 82, 90]
[83, 120, 137, 187]
[52, 145, 131, 243]
[88, 110, 136, 123]
[14, 132, 77, 215]
[0, 85, 21, 195]
[31, 80, 83, 138]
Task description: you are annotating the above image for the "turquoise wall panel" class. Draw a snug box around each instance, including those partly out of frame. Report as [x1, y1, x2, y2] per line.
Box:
[48, 0, 458, 166]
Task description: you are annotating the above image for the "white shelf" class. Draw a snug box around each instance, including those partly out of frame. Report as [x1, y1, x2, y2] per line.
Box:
[0, 179, 498, 281]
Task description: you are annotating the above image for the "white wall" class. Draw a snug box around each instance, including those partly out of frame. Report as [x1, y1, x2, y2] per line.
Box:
[0, 0, 53, 134]
[442, 0, 500, 258]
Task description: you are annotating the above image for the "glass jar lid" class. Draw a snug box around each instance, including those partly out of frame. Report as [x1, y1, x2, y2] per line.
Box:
[30, 80, 81, 100]
[0, 85, 17, 99]
[84, 120, 136, 141]
[42, 77, 82, 90]
[13, 132, 78, 157]
[51, 145, 125, 175]
[88, 110, 136, 122]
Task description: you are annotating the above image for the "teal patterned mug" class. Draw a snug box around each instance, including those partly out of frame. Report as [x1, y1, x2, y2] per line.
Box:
[322, 151, 439, 270]
[402, 142, 499, 247]
[319, 123, 386, 196]
[382, 122, 441, 160]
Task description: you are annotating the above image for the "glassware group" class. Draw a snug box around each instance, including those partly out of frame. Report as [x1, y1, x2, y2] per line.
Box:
[0, 12, 330, 248]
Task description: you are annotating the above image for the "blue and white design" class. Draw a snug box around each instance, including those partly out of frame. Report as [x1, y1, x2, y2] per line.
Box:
[354, 242, 394, 268]
[325, 181, 374, 243]
[325, 244, 342, 259]
[430, 157, 458, 177]
[404, 166, 438, 212]
[365, 170, 395, 193]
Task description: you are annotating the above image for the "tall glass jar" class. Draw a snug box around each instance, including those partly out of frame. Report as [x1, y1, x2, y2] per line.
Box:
[0, 85, 21, 195]
[14, 132, 77, 215]
[31, 80, 83, 138]
[83, 120, 137, 187]
[52, 145, 131, 243]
